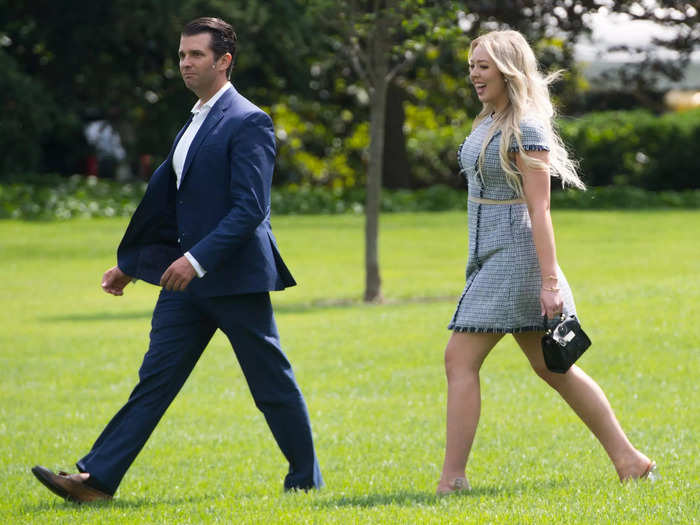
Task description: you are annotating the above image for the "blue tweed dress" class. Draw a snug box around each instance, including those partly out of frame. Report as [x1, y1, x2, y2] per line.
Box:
[448, 114, 576, 333]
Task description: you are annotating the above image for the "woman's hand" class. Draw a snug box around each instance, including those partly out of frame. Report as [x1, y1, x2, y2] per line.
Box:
[540, 287, 563, 320]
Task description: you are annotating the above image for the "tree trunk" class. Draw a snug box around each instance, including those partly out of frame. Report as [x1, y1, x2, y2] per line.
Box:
[364, 74, 389, 303]
[382, 81, 412, 189]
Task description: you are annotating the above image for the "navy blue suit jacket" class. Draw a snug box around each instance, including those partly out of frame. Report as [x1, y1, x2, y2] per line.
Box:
[116, 86, 295, 297]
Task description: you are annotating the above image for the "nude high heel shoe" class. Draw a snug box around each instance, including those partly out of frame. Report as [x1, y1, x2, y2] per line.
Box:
[641, 461, 660, 482]
[436, 476, 471, 495]
[622, 460, 660, 483]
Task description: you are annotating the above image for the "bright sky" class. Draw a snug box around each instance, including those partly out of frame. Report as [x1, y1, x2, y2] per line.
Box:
[576, 10, 700, 63]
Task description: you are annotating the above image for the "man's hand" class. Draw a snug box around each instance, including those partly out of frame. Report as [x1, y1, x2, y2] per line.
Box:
[160, 256, 196, 292]
[102, 266, 133, 296]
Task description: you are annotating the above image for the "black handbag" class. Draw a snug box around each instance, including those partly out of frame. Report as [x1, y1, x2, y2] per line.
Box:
[541, 314, 591, 373]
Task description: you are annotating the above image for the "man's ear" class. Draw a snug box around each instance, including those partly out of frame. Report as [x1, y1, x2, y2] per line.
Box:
[220, 52, 233, 69]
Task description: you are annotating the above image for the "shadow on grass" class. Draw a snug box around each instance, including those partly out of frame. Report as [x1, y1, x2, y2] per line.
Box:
[37, 294, 456, 322]
[23, 479, 571, 513]
[38, 311, 153, 322]
[313, 479, 570, 508]
[274, 294, 456, 315]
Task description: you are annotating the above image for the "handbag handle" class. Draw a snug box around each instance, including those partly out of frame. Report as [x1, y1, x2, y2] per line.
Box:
[543, 313, 566, 334]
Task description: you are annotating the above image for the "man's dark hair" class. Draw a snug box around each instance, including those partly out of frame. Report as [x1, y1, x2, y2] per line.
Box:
[182, 17, 238, 78]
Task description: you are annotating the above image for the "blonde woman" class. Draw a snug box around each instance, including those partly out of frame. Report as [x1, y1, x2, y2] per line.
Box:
[436, 30, 656, 494]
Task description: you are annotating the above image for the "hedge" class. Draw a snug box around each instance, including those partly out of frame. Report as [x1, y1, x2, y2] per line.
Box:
[2, 108, 699, 220]
[1, 176, 698, 220]
[558, 108, 700, 190]
[0, 175, 144, 220]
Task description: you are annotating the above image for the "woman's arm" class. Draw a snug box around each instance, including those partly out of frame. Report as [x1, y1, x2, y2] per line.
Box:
[517, 150, 563, 320]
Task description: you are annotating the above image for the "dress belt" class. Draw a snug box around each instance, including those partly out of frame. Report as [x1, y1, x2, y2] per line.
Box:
[468, 195, 525, 205]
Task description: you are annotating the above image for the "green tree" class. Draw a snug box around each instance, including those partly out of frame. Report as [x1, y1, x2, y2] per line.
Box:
[309, 0, 466, 302]
[0, 0, 318, 176]
[0, 47, 54, 176]
[460, 1, 699, 110]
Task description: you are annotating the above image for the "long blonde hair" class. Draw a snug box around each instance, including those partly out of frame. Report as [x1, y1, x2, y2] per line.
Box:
[470, 30, 584, 194]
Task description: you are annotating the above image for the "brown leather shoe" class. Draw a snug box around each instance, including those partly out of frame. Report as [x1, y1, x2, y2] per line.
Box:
[31, 465, 112, 503]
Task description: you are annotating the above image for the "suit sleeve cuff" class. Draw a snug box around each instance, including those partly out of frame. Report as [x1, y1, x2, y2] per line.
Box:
[184, 251, 207, 278]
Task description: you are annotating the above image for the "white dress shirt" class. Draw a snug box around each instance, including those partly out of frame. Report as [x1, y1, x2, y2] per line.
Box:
[173, 81, 233, 278]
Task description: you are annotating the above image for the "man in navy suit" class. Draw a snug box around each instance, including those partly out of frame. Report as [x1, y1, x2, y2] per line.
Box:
[32, 17, 322, 502]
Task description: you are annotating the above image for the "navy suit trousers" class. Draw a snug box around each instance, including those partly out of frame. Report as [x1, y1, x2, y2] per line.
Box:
[76, 290, 322, 493]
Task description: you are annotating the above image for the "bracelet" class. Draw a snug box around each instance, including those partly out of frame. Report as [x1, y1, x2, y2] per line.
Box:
[542, 286, 560, 292]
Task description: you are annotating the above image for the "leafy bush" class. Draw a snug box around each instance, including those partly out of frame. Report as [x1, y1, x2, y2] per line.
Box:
[400, 108, 700, 192]
[278, 106, 700, 193]
[550, 185, 700, 209]
[277, 184, 700, 214]
[403, 103, 472, 187]
[0, 50, 55, 176]
[271, 185, 699, 215]
[558, 108, 700, 190]
[268, 99, 368, 189]
[0, 175, 145, 220]
[2, 176, 698, 221]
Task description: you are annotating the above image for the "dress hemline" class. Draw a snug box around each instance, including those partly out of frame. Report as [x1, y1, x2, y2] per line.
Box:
[448, 324, 544, 334]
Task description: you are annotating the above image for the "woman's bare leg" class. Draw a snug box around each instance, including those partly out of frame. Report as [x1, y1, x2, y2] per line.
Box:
[437, 331, 503, 492]
[513, 331, 652, 480]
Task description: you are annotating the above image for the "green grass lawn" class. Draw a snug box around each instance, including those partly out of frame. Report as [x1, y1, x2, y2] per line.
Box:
[1, 211, 698, 523]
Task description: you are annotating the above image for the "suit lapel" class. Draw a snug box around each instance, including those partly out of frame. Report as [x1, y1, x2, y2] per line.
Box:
[166, 113, 194, 165]
[180, 87, 235, 187]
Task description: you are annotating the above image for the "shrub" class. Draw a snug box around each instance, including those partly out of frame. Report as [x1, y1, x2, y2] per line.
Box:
[0, 175, 145, 220]
[1, 178, 698, 222]
[0, 50, 54, 176]
[558, 108, 700, 190]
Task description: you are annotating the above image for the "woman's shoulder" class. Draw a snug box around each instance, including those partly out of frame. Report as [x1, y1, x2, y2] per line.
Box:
[513, 114, 550, 151]
[518, 114, 549, 133]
